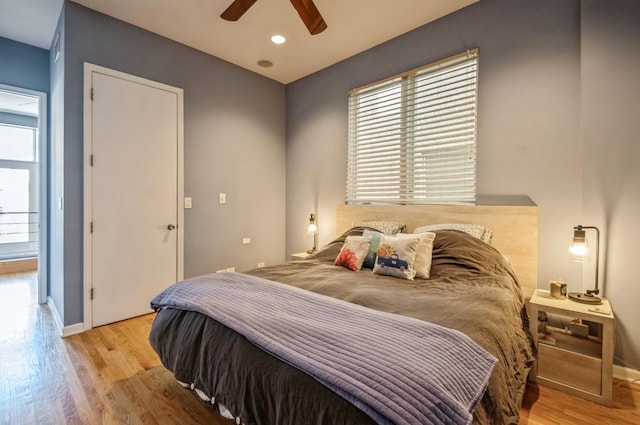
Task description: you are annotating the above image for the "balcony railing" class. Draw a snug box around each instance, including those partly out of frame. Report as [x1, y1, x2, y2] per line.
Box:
[0, 211, 38, 260]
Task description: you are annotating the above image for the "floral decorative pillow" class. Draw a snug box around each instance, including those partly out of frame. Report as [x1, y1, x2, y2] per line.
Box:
[334, 236, 372, 271]
[352, 221, 406, 235]
[372, 234, 421, 280]
[413, 223, 492, 244]
[394, 232, 436, 278]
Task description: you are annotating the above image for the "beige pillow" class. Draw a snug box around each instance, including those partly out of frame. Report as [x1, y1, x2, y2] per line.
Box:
[372, 234, 421, 280]
[395, 232, 436, 278]
[334, 236, 372, 271]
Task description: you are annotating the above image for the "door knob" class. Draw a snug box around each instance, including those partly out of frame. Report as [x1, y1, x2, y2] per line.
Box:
[167, 224, 176, 230]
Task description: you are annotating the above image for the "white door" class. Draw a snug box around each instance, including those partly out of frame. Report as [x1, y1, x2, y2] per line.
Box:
[85, 65, 183, 327]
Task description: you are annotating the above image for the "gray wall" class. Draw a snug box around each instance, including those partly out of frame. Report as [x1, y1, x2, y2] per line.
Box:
[581, 0, 640, 370]
[287, 0, 581, 280]
[52, 1, 286, 326]
[286, 0, 638, 369]
[0, 37, 50, 92]
[50, 7, 66, 322]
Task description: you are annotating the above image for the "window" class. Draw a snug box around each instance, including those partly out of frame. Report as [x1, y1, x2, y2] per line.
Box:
[0, 123, 39, 258]
[347, 49, 479, 205]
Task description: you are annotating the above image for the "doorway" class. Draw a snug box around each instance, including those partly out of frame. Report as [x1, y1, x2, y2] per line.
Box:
[0, 85, 47, 304]
[83, 64, 184, 328]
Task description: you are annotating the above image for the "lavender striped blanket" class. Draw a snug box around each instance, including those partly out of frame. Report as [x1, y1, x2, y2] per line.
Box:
[151, 273, 496, 425]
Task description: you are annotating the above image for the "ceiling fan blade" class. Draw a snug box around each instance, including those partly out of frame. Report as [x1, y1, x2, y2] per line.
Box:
[220, 0, 259, 21]
[290, 0, 327, 35]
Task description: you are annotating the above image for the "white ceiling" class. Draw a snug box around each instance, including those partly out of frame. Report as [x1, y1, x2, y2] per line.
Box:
[0, 0, 63, 50]
[0, 0, 477, 84]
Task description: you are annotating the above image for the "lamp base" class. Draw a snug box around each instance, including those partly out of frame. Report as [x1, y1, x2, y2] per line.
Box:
[568, 291, 602, 305]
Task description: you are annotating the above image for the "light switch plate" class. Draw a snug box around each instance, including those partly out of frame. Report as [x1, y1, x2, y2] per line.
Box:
[219, 193, 226, 204]
[184, 197, 192, 209]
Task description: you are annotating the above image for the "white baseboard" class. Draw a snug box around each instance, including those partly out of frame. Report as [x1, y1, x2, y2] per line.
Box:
[47, 295, 64, 335]
[613, 364, 640, 383]
[46, 296, 85, 337]
[62, 322, 85, 337]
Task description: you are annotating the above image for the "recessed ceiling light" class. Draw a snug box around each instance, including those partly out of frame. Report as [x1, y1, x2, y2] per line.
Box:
[271, 34, 286, 45]
[258, 60, 273, 68]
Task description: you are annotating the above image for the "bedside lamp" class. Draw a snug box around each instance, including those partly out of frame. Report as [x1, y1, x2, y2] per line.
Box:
[568, 225, 602, 304]
[307, 213, 318, 253]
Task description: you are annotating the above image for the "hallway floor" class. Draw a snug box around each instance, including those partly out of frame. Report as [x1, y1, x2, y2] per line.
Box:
[0, 272, 228, 425]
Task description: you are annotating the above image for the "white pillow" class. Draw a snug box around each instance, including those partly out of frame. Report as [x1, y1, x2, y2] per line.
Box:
[394, 232, 436, 278]
[413, 223, 492, 244]
[334, 236, 372, 271]
[372, 234, 421, 280]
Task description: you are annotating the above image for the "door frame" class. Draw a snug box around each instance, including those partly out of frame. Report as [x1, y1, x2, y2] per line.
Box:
[82, 63, 184, 330]
[0, 83, 47, 304]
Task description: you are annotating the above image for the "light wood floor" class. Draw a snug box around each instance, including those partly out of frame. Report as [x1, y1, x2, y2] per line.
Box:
[1, 273, 638, 425]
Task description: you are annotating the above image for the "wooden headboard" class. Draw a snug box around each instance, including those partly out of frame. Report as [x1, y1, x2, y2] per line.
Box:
[335, 198, 539, 300]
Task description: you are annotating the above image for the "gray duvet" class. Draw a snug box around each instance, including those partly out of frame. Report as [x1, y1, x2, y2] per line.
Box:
[149, 229, 535, 425]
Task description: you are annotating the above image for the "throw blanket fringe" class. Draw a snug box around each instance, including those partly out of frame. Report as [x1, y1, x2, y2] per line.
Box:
[151, 273, 497, 425]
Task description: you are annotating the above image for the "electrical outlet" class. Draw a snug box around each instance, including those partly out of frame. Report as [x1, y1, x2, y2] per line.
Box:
[243, 238, 251, 245]
[258, 262, 266, 268]
[225, 267, 235, 272]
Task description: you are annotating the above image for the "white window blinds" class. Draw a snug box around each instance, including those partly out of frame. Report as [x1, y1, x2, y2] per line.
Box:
[347, 49, 479, 205]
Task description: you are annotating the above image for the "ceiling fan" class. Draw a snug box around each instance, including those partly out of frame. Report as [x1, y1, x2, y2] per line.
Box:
[220, 0, 328, 35]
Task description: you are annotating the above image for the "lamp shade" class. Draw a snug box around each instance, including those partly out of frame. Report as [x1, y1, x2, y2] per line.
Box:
[567, 225, 601, 304]
[306, 213, 318, 253]
[308, 213, 317, 234]
[569, 227, 589, 261]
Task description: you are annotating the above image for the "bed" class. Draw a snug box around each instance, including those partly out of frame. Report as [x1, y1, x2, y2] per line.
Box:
[149, 201, 538, 425]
